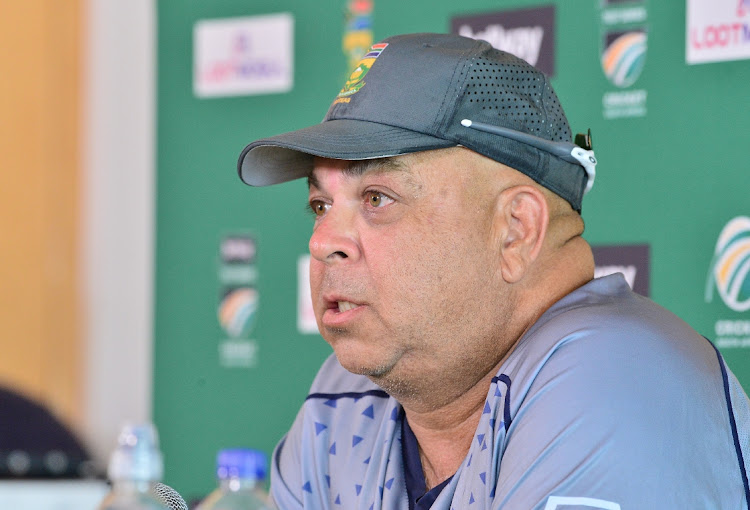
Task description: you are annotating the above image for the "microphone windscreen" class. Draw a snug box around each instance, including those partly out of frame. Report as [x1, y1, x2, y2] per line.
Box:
[151, 482, 189, 510]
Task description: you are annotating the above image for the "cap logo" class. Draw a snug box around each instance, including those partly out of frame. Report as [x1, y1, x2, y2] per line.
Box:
[335, 43, 388, 103]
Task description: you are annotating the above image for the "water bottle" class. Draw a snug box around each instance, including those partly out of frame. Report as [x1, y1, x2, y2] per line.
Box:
[97, 423, 170, 510]
[197, 448, 274, 510]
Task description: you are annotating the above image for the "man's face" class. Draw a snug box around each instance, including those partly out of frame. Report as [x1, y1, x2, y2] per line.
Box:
[307, 149, 513, 407]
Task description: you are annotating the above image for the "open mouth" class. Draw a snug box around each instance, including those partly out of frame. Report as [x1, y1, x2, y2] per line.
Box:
[325, 298, 361, 313]
[337, 301, 358, 313]
[321, 297, 363, 326]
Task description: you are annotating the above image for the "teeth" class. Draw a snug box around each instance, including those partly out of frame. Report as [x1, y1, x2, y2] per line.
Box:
[338, 301, 357, 312]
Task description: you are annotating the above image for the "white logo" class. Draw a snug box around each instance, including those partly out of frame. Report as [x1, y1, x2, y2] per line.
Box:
[544, 496, 621, 510]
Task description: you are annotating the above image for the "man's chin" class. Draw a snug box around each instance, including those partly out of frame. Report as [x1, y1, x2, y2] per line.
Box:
[335, 353, 393, 378]
[330, 344, 395, 379]
[332, 348, 422, 403]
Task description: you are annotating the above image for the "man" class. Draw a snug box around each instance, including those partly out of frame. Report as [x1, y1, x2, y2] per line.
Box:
[237, 33, 750, 509]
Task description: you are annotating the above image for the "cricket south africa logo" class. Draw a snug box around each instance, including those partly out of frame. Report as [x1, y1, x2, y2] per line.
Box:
[601, 31, 647, 88]
[706, 216, 750, 312]
[218, 287, 259, 338]
[337, 43, 388, 99]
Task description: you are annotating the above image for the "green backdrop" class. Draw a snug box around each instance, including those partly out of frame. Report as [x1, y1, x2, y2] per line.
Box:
[154, 0, 750, 500]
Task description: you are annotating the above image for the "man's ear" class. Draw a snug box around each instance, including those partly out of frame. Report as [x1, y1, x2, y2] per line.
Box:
[493, 186, 549, 283]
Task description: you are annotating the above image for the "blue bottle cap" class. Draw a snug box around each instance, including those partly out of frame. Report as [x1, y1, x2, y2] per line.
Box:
[216, 448, 267, 481]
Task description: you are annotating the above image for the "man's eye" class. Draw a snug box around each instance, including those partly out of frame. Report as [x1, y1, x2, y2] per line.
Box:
[365, 191, 393, 208]
[309, 200, 329, 217]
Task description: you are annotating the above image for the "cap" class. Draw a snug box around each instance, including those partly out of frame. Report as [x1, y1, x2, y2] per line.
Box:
[237, 32, 596, 212]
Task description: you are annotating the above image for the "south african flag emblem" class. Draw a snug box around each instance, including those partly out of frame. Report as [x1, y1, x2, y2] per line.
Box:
[338, 43, 388, 98]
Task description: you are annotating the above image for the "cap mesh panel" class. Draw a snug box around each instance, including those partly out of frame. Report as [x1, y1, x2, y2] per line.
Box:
[464, 53, 571, 143]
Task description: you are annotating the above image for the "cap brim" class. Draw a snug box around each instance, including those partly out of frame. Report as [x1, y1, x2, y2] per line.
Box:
[238, 118, 457, 186]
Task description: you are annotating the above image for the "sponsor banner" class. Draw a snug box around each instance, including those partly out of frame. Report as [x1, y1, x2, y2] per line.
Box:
[298, 255, 319, 334]
[592, 244, 650, 296]
[598, 0, 649, 119]
[450, 5, 556, 76]
[706, 216, 750, 348]
[217, 233, 260, 367]
[687, 0, 750, 64]
[194, 13, 294, 97]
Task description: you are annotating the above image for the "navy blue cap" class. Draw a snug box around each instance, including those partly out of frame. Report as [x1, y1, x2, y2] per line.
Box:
[238, 33, 594, 212]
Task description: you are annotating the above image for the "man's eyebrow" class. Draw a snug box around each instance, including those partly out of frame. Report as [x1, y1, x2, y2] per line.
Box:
[307, 158, 410, 190]
[344, 158, 407, 177]
[307, 172, 320, 190]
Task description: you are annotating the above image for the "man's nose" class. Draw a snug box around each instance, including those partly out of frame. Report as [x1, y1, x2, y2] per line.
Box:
[309, 207, 361, 263]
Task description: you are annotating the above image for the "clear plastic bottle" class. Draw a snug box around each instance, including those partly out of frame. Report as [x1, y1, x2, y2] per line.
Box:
[197, 448, 274, 510]
[97, 423, 170, 510]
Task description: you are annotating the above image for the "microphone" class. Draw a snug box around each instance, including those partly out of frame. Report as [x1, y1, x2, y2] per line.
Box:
[151, 482, 189, 510]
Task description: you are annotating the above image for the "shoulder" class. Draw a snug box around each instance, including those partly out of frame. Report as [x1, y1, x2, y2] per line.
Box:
[507, 274, 721, 391]
[491, 275, 747, 506]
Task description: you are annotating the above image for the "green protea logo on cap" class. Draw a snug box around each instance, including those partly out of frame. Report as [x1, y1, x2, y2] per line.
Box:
[706, 216, 750, 312]
[336, 43, 388, 100]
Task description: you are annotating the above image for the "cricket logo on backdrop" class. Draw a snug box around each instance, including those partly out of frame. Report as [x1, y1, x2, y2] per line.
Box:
[601, 30, 647, 88]
[706, 216, 750, 312]
[218, 287, 259, 338]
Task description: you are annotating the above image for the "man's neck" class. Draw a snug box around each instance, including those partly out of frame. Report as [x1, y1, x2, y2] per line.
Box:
[402, 367, 498, 489]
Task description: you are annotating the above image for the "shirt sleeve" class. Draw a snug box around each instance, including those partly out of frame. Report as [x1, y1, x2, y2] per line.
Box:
[270, 406, 305, 510]
[492, 330, 745, 509]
